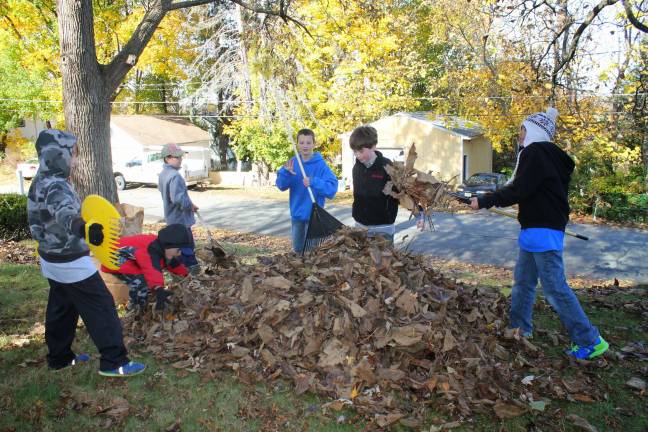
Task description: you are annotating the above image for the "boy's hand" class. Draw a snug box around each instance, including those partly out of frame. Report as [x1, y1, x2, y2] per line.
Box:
[284, 159, 296, 175]
[303, 176, 311, 188]
[88, 223, 104, 246]
[416, 217, 425, 231]
[470, 197, 479, 210]
[192, 204, 199, 212]
[155, 289, 173, 311]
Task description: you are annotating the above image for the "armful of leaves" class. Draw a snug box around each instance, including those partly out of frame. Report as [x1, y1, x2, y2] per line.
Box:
[382, 144, 452, 216]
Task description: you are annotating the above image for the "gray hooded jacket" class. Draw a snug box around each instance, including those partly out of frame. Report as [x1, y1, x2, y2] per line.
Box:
[158, 163, 195, 227]
[27, 130, 89, 263]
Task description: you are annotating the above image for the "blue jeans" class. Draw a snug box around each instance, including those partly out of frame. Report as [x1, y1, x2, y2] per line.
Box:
[291, 219, 308, 253]
[180, 227, 199, 268]
[511, 249, 600, 347]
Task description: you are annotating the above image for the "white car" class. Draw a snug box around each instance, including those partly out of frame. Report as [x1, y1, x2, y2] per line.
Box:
[112, 147, 211, 190]
[16, 158, 39, 180]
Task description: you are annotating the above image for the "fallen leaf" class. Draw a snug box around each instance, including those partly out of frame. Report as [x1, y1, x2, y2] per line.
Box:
[573, 393, 595, 403]
[263, 276, 292, 290]
[442, 329, 457, 352]
[567, 414, 599, 432]
[375, 412, 404, 427]
[493, 400, 525, 419]
[318, 338, 348, 368]
[429, 421, 462, 432]
[529, 400, 546, 411]
[626, 377, 646, 392]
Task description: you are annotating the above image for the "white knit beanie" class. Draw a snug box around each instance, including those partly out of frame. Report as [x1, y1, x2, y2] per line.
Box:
[506, 107, 559, 184]
[521, 107, 559, 147]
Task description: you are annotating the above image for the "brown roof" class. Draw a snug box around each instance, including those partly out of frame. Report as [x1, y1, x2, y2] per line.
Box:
[111, 115, 211, 147]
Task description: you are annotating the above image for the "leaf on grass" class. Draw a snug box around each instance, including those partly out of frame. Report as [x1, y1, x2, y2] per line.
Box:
[529, 400, 546, 411]
[493, 400, 525, 419]
[294, 373, 313, 395]
[429, 421, 462, 432]
[573, 393, 595, 403]
[97, 396, 130, 421]
[626, 377, 646, 392]
[567, 414, 599, 432]
[375, 412, 405, 427]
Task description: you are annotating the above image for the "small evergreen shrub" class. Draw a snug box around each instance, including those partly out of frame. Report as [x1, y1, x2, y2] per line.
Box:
[0, 193, 30, 241]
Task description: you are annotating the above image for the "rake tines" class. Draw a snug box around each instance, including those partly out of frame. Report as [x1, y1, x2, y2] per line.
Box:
[301, 203, 344, 255]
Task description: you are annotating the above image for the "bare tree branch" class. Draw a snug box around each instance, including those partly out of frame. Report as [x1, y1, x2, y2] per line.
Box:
[166, 0, 217, 10]
[622, 0, 648, 32]
[104, 0, 309, 93]
[103, 0, 168, 93]
[552, 0, 619, 86]
[228, 0, 311, 37]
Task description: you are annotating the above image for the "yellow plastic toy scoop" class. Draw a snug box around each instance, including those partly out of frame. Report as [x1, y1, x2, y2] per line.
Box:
[81, 194, 122, 270]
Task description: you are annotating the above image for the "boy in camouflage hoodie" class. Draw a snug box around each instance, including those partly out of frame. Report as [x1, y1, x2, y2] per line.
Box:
[27, 129, 145, 377]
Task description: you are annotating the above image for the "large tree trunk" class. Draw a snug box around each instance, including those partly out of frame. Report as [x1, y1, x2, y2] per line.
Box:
[57, 0, 118, 202]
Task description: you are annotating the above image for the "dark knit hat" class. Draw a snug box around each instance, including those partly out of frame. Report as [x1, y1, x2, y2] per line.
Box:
[158, 224, 192, 249]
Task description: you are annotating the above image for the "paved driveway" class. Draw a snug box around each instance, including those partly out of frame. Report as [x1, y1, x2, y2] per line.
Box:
[120, 187, 648, 283]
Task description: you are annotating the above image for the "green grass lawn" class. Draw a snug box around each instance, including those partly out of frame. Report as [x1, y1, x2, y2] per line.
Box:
[1, 258, 646, 431]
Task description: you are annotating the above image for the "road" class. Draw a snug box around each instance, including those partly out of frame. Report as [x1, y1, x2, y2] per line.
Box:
[117, 186, 648, 283]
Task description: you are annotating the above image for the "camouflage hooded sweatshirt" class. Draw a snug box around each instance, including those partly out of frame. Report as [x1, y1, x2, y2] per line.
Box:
[27, 130, 89, 263]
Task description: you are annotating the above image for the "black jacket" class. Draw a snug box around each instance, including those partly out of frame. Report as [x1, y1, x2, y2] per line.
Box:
[478, 141, 575, 231]
[352, 151, 399, 226]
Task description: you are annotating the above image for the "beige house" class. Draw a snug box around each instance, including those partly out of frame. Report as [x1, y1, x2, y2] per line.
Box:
[340, 112, 492, 185]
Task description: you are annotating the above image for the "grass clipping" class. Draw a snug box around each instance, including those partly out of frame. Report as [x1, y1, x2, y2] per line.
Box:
[126, 230, 602, 427]
[382, 143, 452, 216]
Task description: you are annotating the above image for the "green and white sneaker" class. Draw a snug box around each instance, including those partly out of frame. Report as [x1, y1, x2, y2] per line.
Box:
[565, 336, 609, 360]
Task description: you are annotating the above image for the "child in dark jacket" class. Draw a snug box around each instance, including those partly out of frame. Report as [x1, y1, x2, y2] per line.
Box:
[276, 128, 338, 253]
[27, 129, 145, 377]
[471, 108, 608, 360]
[349, 125, 399, 243]
[101, 224, 192, 316]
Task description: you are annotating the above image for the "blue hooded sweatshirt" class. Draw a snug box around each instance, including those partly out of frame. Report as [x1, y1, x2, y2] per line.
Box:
[275, 152, 338, 221]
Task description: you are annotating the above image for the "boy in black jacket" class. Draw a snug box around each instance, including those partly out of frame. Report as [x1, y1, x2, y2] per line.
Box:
[471, 108, 608, 360]
[350, 126, 399, 243]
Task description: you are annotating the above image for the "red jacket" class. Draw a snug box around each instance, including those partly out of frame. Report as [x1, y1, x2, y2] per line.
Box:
[101, 233, 188, 288]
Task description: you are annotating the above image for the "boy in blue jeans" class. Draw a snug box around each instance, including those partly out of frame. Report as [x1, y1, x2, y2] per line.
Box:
[276, 129, 338, 253]
[471, 108, 608, 360]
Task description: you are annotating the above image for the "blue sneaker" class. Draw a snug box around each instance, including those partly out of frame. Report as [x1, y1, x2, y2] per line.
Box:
[565, 336, 609, 360]
[70, 353, 91, 365]
[52, 353, 91, 371]
[99, 361, 146, 377]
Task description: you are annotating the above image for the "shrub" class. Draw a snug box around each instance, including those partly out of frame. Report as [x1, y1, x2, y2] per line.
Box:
[597, 192, 648, 223]
[0, 193, 30, 241]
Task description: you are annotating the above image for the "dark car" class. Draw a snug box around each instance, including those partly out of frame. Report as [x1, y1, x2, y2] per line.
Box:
[456, 173, 508, 197]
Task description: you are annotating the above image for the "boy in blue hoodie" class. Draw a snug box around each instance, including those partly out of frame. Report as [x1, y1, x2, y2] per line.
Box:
[276, 129, 338, 253]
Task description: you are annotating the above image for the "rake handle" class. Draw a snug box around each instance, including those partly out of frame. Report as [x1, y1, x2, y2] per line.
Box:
[487, 207, 589, 241]
[290, 144, 317, 204]
[447, 193, 589, 241]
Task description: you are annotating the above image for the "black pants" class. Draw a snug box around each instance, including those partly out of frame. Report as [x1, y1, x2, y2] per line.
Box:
[45, 272, 129, 371]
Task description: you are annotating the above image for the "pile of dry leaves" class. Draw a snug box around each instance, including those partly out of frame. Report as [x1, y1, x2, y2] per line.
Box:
[0, 240, 38, 265]
[383, 144, 453, 217]
[125, 229, 604, 428]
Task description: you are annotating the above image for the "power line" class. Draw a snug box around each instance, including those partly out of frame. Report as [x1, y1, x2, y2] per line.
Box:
[1, 92, 645, 105]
